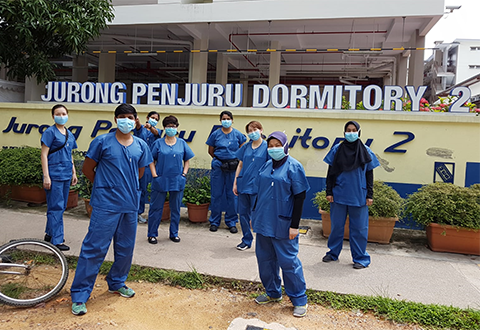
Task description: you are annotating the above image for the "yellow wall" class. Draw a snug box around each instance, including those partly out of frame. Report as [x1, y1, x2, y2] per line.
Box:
[1, 102, 479, 186]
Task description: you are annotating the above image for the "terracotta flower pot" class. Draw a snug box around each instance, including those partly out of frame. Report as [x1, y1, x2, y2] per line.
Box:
[161, 201, 171, 221]
[66, 190, 78, 209]
[10, 185, 46, 204]
[320, 210, 397, 244]
[426, 223, 480, 256]
[186, 202, 210, 223]
[83, 198, 93, 218]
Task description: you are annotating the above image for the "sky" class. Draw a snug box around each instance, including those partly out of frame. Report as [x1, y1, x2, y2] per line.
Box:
[425, 0, 480, 58]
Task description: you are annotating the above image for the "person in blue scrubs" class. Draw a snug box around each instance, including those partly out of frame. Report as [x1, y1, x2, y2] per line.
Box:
[206, 110, 246, 233]
[134, 111, 161, 224]
[322, 121, 380, 269]
[40, 104, 78, 251]
[70, 104, 153, 316]
[147, 115, 194, 244]
[252, 131, 310, 318]
[233, 120, 269, 251]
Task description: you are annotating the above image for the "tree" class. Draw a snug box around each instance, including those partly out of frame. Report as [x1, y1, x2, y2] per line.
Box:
[0, 0, 114, 83]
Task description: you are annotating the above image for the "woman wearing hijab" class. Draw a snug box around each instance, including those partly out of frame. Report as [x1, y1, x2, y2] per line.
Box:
[322, 121, 379, 269]
[252, 131, 310, 318]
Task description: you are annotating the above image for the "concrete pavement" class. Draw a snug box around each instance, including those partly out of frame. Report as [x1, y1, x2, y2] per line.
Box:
[1, 202, 479, 310]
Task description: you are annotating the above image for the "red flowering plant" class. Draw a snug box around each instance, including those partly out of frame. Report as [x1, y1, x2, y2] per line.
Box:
[401, 96, 480, 114]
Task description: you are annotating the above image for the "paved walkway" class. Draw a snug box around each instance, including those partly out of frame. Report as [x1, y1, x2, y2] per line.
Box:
[1, 203, 479, 310]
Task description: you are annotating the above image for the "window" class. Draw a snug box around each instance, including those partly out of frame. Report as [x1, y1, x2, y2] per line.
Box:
[470, 47, 480, 51]
[469, 65, 480, 69]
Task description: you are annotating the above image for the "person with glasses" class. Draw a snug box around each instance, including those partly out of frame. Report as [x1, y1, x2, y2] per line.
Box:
[147, 115, 194, 244]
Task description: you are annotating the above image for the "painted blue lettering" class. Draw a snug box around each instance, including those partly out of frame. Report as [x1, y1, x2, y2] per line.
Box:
[91, 120, 113, 137]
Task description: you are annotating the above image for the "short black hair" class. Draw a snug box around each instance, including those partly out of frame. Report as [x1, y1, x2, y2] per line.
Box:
[51, 104, 67, 115]
[162, 115, 179, 127]
[147, 111, 159, 119]
[219, 110, 233, 120]
[115, 103, 137, 118]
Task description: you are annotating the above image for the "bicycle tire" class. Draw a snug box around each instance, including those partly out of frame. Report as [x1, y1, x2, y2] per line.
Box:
[0, 238, 69, 307]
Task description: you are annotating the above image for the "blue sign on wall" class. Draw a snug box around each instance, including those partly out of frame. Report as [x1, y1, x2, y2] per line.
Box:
[434, 162, 455, 183]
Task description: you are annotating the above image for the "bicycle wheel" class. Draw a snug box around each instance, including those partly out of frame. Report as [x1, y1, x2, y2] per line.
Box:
[0, 238, 69, 307]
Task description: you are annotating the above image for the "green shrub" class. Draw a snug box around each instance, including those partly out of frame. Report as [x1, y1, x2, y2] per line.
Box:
[313, 181, 404, 218]
[405, 183, 480, 229]
[182, 169, 211, 205]
[0, 147, 43, 187]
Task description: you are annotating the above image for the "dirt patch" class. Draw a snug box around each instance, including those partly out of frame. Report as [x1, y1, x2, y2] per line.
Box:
[0, 271, 423, 330]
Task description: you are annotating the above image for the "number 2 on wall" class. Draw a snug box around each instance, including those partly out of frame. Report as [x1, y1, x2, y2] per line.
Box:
[449, 87, 471, 113]
[384, 131, 415, 153]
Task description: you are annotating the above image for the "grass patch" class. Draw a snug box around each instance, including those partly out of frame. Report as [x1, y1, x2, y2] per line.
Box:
[0, 283, 27, 299]
[67, 257, 480, 330]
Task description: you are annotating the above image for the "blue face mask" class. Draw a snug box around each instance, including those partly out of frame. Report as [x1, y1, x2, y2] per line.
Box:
[248, 130, 261, 141]
[165, 127, 177, 137]
[117, 118, 135, 134]
[221, 120, 232, 128]
[345, 132, 359, 143]
[54, 115, 68, 125]
[148, 118, 158, 127]
[268, 147, 286, 161]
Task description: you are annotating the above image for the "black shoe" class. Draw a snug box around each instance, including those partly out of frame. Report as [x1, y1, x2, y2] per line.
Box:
[170, 236, 181, 243]
[353, 262, 367, 269]
[56, 244, 70, 251]
[44, 234, 51, 242]
[229, 226, 238, 234]
[322, 254, 336, 262]
[209, 225, 218, 232]
[148, 237, 158, 244]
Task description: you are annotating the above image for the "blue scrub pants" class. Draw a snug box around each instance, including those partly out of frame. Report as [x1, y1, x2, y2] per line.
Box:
[326, 202, 371, 267]
[238, 193, 255, 247]
[138, 167, 152, 215]
[45, 180, 70, 245]
[209, 159, 238, 227]
[255, 233, 307, 307]
[70, 208, 137, 303]
[148, 190, 183, 238]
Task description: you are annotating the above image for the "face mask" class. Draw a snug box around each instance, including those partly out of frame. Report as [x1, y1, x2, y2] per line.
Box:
[268, 147, 286, 161]
[248, 130, 261, 141]
[117, 118, 135, 134]
[54, 115, 68, 125]
[148, 118, 158, 127]
[345, 132, 359, 143]
[165, 127, 177, 137]
[221, 120, 232, 128]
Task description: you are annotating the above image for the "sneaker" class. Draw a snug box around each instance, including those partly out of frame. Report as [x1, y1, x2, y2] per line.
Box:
[148, 237, 157, 244]
[255, 293, 282, 304]
[109, 286, 135, 298]
[293, 304, 308, 317]
[44, 234, 51, 242]
[353, 262, 367, 269]
[56, 244, 70, 251]
[322, 254, 336, 262]
[236, 242, 250, 251]
[72, 302, 87, 316]
[229, 226, 238, 234]
[209, 225, 218, 232]
[170, 236, 181, 243]
[138, 215, 147, 224]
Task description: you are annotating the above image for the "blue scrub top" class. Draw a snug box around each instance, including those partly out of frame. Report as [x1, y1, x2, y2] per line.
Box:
[87, 132, 153, 213]
[151, 138, 195, 192]
[41, 125, 78, 181]
[252, 156, 310, 239]
[133, 125, 160, 149]
[235, 140, 269, 195]
[323, 143, 380, 207]
[206, 128, 246, 160]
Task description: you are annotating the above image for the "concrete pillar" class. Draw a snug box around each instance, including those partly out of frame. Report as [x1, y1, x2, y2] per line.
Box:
[397, 54, 408, 86]
[98, 53, 116, 83]
[72, 55, 89, 82]
[216, 53, 228, 85]
[24, 77, 45, 102]
[240, 75, 249, 107]
[190, 38, 208, 84]
[268, 41, 281, 89]
[0, 65, 7, 80]
[408, 30, 425, 88]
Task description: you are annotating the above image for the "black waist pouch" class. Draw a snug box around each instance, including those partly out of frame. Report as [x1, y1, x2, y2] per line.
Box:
[220, 159, 239, 172]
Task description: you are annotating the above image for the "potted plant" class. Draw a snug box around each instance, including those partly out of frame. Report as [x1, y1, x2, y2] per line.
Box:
[182, 170, 211, 223]
[147, 183, 171, 221]
[405, 182, 480, 255]
[67, 184, 79, 209]
[76, 172, 93, 217]
[313, 180, 404, 244]
[0, 147, 46, 204]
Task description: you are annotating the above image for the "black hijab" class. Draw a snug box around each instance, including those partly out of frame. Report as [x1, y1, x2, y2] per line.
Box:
[330, 121, 372, 178]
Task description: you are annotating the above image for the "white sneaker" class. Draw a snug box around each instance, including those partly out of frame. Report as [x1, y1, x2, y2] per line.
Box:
[138, 215, 147, 224]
